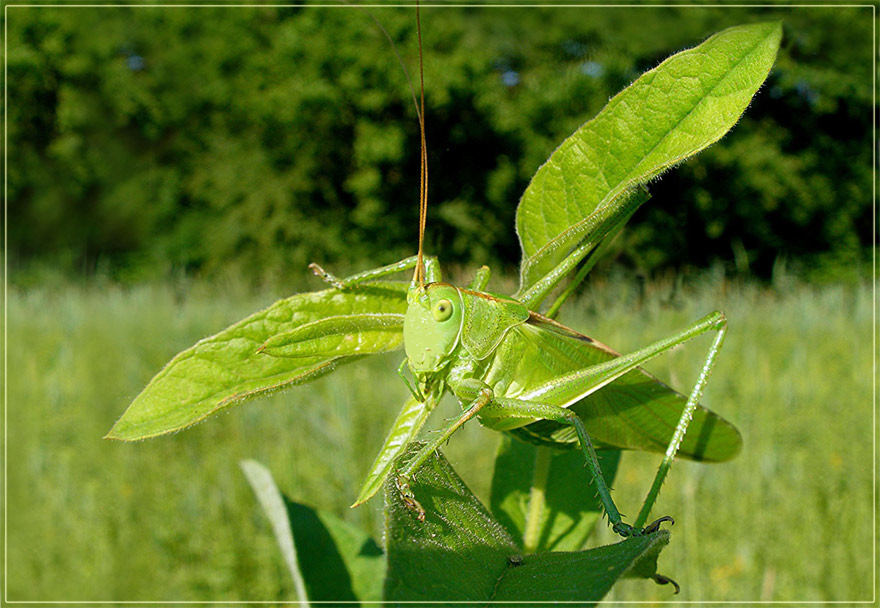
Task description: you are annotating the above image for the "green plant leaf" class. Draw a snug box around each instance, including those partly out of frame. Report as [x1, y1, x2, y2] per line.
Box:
[240, 460, 310, 606]
[384, 445, 670, 605]
[516, 21, 783, 303]
[106, 281, 408, 440]
[384, 445, 520, 602]
[490, 437, 621, 553]
[543, 197, 644, 318]
[242, 460, 385, 604]
[282, 501, 385, 603]
[490, 533, 670, 606]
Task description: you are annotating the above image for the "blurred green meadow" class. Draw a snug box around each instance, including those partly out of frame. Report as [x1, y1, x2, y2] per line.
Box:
[6, 271, 872, 603]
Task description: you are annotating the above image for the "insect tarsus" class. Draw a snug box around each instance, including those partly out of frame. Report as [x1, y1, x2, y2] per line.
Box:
[395, 474, 426, 522]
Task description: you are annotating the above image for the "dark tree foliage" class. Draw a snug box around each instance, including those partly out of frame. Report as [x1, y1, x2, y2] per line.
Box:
[6, 4, 872, 282]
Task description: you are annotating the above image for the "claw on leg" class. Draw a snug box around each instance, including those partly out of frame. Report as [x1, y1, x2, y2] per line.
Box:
[395, 474, 425, 522]
[612, 515, 674, 538]
[653, 573, 680, 594]
[643, 515, 675, 535]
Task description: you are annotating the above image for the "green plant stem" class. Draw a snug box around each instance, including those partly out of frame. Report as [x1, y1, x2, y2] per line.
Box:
[522, 446, 552, 554]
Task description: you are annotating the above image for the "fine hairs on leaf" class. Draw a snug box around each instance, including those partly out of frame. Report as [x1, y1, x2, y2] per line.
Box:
[383, 445, 670, 606]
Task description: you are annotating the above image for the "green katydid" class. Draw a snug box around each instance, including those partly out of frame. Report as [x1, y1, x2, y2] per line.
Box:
[107, 15, 781, 539]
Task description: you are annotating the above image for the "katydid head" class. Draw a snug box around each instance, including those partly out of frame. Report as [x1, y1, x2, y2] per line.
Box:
[404, 283, 463, 373]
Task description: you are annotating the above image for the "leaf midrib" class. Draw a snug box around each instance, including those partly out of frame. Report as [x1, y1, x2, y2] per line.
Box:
[524, 25, 773, 264]
[617, 27, 770, 190]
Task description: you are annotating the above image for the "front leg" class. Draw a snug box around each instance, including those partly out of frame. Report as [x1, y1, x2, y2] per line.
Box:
[395, 379, 493, 521]
[309, 255, 441, 289]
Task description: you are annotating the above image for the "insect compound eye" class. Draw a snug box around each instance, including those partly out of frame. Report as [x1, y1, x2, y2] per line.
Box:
[432, 298, 454, 322]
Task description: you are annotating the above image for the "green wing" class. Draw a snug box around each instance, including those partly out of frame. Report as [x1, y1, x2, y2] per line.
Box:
[489, 316, 741, 463]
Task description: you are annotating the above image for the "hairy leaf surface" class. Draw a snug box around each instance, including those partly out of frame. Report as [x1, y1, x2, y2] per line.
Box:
[107, 281, 408, 440]
[516, 21, 782, 302]
[384, 446, 669, 606]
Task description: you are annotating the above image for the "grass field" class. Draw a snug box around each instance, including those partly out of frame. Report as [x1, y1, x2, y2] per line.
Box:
[5, 271, 874, 604]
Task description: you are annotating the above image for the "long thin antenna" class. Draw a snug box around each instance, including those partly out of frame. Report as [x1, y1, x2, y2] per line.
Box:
[347, 0, 427, 287]
[345, 1, 421, 124]
[415, 1, 428, 288]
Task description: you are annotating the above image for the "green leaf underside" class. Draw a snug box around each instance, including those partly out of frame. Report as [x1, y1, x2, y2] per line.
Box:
[490, 436, 622, 553]
[242, 460, 385, 604]
[494, 318, 741, 462]
[240, 460, 309, 605]
[353, 395, 433, 507]
[384, 445, 669, 606]
[516, 21, 782, 296]
[107, 281, 408, 440]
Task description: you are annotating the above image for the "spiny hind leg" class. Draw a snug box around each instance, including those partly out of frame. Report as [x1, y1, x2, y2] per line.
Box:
[480, 396, 663, 538]
[503, 310, 727, 531]
[633, 312, 727, 528]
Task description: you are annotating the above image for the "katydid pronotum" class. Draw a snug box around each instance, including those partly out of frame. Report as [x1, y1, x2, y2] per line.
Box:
[108, 12, 781, 540]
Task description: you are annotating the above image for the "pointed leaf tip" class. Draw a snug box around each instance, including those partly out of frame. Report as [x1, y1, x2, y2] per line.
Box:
[515, 19, 783, 302]
[107, 282, 408, 440]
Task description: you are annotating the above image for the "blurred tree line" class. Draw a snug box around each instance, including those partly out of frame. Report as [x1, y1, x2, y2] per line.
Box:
[6, 4, 873, 283]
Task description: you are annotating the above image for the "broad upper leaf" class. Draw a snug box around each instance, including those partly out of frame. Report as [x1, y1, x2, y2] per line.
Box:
[516, 21, 782, 304]
[107, 281, 408, 440]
